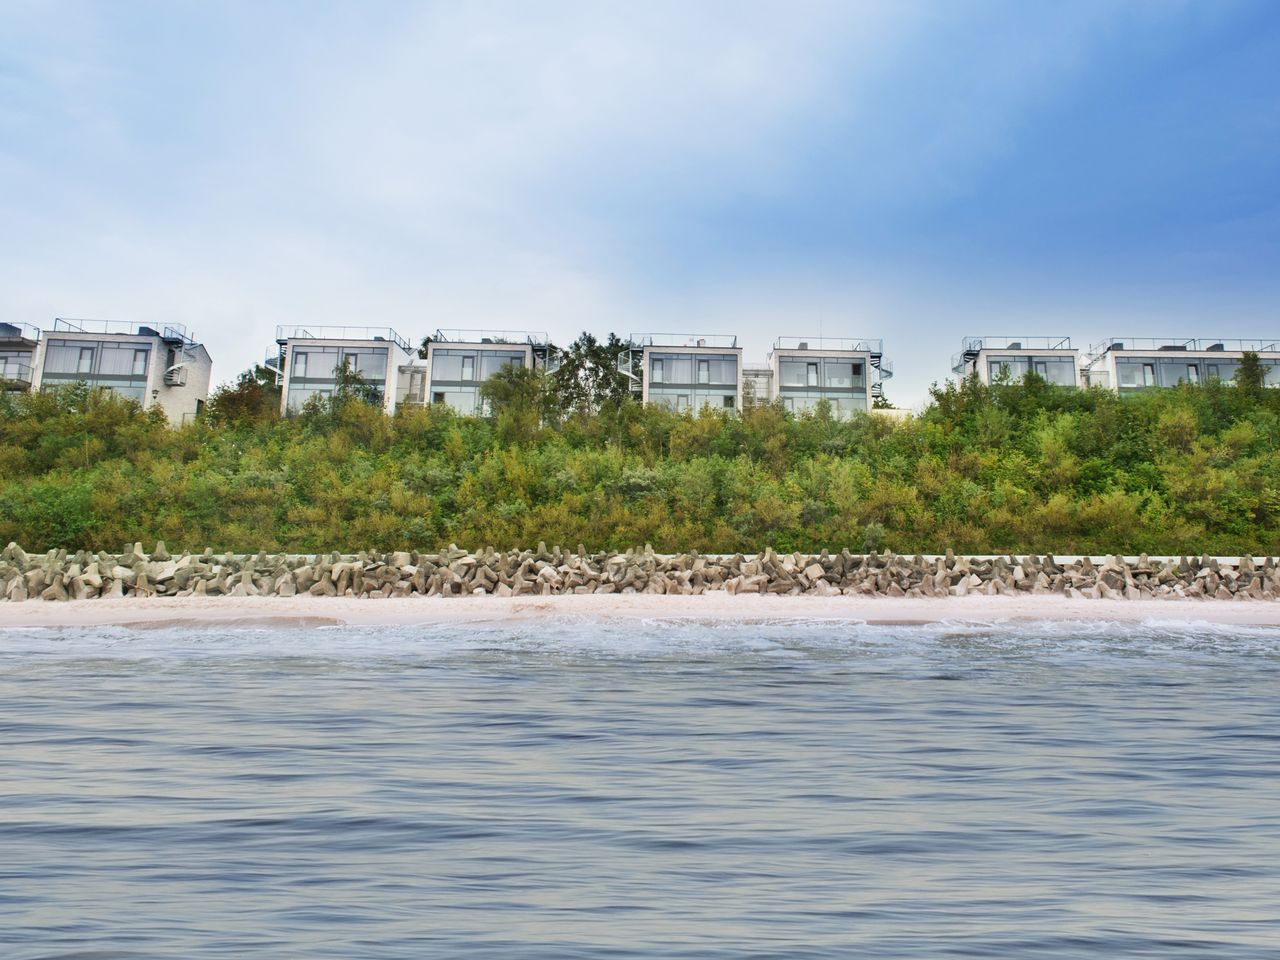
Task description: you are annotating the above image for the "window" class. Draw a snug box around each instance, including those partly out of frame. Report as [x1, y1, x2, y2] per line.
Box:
[1207, 364, 1220, 380]
[722, 395, 735, 409]
[806, 363, 818, 387]
[133, 350, 148, 376]
[1186, 364, 1199, 384]
[698, 359, 710, 384]
[195, 399, 205, 416]
[78, 348, 94, 374]
[294, 351, 308, 377]
[1142, 363, 1156, 386]
[652, 359, 664, 383]
[433, 392, 445, 403]
[677, 394, 689, 411]
[461, 356, 475, 380]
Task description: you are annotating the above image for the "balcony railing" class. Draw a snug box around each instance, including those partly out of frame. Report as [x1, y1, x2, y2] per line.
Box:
[275, 325, 411, 354]
[431, 328, 550, 347]
[773, 336, 884, 354]
[0, 361, 34, 385]
[0, 322, 40, 344]
[1090, 337, 1280, 355]
[628, 333, 739, 348]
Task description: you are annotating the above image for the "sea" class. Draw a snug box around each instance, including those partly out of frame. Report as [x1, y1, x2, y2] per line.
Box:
[3, 617, 1279, 958]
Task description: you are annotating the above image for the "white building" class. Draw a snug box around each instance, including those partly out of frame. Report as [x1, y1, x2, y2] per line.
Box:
[1083, 338, 1280, 391]
[33, 319, 212, 423]
[270, 325, 412, 415]
[419, 329, 556, 415]
[769, 337, 892, 417]
[627, 333, 743, 412]
[951, 337, 1080, 387]
[0, 322, 40, 394]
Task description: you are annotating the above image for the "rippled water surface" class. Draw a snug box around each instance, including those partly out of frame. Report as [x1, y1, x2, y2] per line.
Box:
[3, 617, 1280, 958]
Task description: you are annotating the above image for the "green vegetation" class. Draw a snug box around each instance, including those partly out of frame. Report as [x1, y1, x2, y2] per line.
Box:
[2, 358, 1278, 556]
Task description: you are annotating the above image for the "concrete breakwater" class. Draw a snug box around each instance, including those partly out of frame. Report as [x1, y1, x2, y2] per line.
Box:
[3, 541, 1279, 602]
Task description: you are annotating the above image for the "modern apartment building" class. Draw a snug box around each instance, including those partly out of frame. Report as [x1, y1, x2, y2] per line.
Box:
[419, 329, 556, 415]
[769, 337, 892, 417]
[270, 325, 412, 415]
[951, 336, 1080, 387]
[33, 318, 212, 423]
[627, 334, 743, 412]
[1083, 338, 1280, 391]
[0, 322, 40, 393]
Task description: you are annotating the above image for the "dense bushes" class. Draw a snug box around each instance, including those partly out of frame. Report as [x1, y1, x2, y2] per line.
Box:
[1, 371, 1278, 555]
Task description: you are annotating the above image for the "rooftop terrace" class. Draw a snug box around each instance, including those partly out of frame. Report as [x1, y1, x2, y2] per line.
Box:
[0, 322, 40, 344]
[275, 325, 411, 353]
[773, 336, 884, 353]
[430, 328, 550, 347]
[1089, 337, 1280, 355]
[54, 318, 198, 348]
[628, 333, 739, 349]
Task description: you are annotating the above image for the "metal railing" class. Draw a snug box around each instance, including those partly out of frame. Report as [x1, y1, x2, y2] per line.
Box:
[773, 336, 884, 353]
[1090, 337, 1280, 355]
[628, 333, 739, 348]
[274, 325, 411, 354]
[0, 322, 40, 343]
[961, 336, 1072, 353]
[431, 328, 549, 346]
[0, 360, 34, 385]
[53, 318, 198, 346]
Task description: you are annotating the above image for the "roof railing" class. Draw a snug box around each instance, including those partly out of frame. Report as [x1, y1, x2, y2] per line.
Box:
[1090, 337, 1280, 355]
[53, 318, 199, 345]
[430, 328, 550, 347]
[0, 322, 40, 343]
[961, 336, 1073, 352]
[773, 336, 883, 353]
[275, 325, 411, 354]
[628, 333, 739, 348]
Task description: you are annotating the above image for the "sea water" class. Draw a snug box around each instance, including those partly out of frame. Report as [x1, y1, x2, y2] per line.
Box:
[2, 618, 1279, 958]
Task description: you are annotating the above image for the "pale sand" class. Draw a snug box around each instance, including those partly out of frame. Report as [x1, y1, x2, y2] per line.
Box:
[2, 594, 1278, 629]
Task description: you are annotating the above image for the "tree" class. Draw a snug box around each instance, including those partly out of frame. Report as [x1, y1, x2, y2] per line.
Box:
[548, 332, 635, 418]
[332, 359, 383, 407]
[1235, 351, 1266, 399]
[206, 366, 282, 424]
[480, 363, 548, 443]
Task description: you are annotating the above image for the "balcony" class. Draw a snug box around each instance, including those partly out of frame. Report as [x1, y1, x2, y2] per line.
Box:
[0, 360, 34, 387]
[275, 325, 411, 354]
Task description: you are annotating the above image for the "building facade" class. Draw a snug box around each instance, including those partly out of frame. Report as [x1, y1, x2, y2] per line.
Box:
[768, 337, 891, 417]
[32, 319, 212, 423]
[1083, 338, 1280, 391]
[0, 322, 40, 393]
[628, 334, 743, 412]
[951, 337, 1080, 387]
[419, 329, 555, 416]
[271, 326, 411, 415]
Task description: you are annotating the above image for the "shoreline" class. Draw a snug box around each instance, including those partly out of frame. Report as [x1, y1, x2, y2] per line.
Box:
[3, 593, 1278, 629]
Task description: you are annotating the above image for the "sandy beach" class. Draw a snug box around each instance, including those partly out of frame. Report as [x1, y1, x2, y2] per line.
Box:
[2, 593, 1277, 629]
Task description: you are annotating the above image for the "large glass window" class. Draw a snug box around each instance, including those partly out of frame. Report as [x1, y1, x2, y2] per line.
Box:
[39, 338, 151, 403]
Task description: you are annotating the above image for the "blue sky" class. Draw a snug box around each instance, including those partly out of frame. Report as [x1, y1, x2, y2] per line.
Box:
[2, 0, 1278, 406]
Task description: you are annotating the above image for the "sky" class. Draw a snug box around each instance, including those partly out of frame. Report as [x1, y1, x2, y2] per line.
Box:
[1, 0, 1278, 407]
